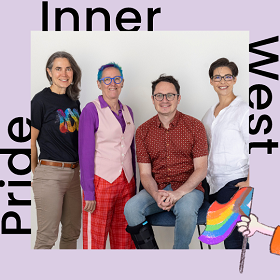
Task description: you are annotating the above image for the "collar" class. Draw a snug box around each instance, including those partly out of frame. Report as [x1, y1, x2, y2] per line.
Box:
[155, 110, 180, 128]
[98, 95, 123, 111]
[229, 96, 242, 107]
[212, 96, 242, 113]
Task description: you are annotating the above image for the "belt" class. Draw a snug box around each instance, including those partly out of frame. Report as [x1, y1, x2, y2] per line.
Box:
[40, 160, 79, 169]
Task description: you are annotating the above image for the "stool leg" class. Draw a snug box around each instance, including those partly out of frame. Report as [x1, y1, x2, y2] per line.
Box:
[197, 224, 211, 249]
[197, 225, 203, 249]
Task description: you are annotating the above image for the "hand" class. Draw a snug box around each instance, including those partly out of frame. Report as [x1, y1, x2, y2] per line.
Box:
[84, 200, 96, 213]
[154, 191, 172, 211]
[158, 189, 184, 211]
[235, 180, 249, 189]
[237, 214, 259, 237]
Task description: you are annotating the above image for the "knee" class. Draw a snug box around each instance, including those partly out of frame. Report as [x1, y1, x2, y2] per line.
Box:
[35, 232, 57, 249]
[174, 191, 203, 217]
[61, 223, 81, 241]
[124, 197, 135, 219]
[176, 208, 198, 220]
[124, 196, 143, 223]
[61, 232, 80, 242]
[173, 202, 199, 223]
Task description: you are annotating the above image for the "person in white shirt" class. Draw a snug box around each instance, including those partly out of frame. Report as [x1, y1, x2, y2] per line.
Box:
[202, 57, 249, 249]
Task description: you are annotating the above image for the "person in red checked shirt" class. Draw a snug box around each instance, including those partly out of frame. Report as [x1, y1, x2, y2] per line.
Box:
[124, 74, 208, 249]
[238, 214, 280, 255]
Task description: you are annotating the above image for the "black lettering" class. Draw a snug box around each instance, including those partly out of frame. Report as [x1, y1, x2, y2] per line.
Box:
[8, 193, 31, 206]
[147, 8, 161, 31]
[249, 114, 272, 135]
[8, 117, 31, 143]
[249, 84, 273, 110]
[86, 8, 110, 31]
[55, 7, 79, 31]
[0, 149, 30, 175]
[116, 8, 141, 31]
[1, 212, 31, 234]
[249, 36, 279, 80]
[249, 139, 278, 154]
[8, 181, 31, 187]
[42, 1, 48, 31]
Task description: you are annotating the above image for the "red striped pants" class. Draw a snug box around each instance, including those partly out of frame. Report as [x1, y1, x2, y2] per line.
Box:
[83, 170, 136, 249]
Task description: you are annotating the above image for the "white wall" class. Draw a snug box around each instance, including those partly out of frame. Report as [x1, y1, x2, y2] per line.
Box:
[31, 31, 249, 249]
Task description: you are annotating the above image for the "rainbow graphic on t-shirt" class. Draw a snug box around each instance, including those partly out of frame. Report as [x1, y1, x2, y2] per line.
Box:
[57, 108, 79, 133]
[198, 187, 253, 245]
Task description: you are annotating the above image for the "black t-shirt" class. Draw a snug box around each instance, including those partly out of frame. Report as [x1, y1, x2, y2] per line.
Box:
[31, 87, 81, 162]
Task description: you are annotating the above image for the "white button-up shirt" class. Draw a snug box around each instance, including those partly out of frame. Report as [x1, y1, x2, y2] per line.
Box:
[202, 96, 249, 195]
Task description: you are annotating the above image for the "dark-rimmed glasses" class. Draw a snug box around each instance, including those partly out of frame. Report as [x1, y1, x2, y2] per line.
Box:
[211, 75, 234, 82]
[152, 93, 179, 101]
[99, 76, 123, 85]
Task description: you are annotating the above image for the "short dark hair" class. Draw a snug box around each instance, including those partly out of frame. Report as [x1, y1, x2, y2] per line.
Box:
[209, 58, 238, 78]
[151, 74, 180, 95]
[46, 51, 82, 101]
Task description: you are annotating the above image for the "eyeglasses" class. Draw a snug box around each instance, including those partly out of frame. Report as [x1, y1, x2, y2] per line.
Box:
[153, 93, 179, 101]
[99, 76, 123, 85]
[211, 75, 234, 82]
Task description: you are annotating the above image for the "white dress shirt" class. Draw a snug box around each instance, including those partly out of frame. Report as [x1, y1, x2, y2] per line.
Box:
[202, 96, 249, 195]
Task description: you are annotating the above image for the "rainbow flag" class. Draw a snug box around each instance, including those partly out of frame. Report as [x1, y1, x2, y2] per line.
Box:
[198, 187, 253, 245]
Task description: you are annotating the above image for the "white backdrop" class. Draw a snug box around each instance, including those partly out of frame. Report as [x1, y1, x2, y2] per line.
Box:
[31, 31, 249, 249]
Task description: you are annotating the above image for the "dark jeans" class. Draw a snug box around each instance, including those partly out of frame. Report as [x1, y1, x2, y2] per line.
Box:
[205, 177, 249, 249]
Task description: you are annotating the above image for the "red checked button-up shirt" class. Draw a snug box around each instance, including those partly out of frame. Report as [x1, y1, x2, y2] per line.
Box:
[136, 111, 208, 192]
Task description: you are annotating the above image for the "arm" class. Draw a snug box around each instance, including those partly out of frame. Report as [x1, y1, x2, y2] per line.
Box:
[236, 108, 250, 189]
[160, 155, 208, 207]
[131, 137, 136, 183]
[127, 106, 136, 187]
[235, 171, 250, 188]
[31, 126, 40, 175]
[237, 214, 275, 237]
[139, 162, 170, 210]
[78, 103, 99, 213]
[238, 215, 280, 255]
[31, 95, 43, 175]
[136, 125, 170, 209]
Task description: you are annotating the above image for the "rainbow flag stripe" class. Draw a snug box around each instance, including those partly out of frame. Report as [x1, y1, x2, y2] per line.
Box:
[198, 187, 253, 245]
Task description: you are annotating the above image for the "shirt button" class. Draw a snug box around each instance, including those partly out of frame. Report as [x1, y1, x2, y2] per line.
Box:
[122, 154, 125, 157]
[121, 145, 124, 148]
[121, 162, 123, 165]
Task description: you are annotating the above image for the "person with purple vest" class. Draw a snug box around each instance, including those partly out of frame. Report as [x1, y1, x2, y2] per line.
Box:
[79, 62, 136, 249]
